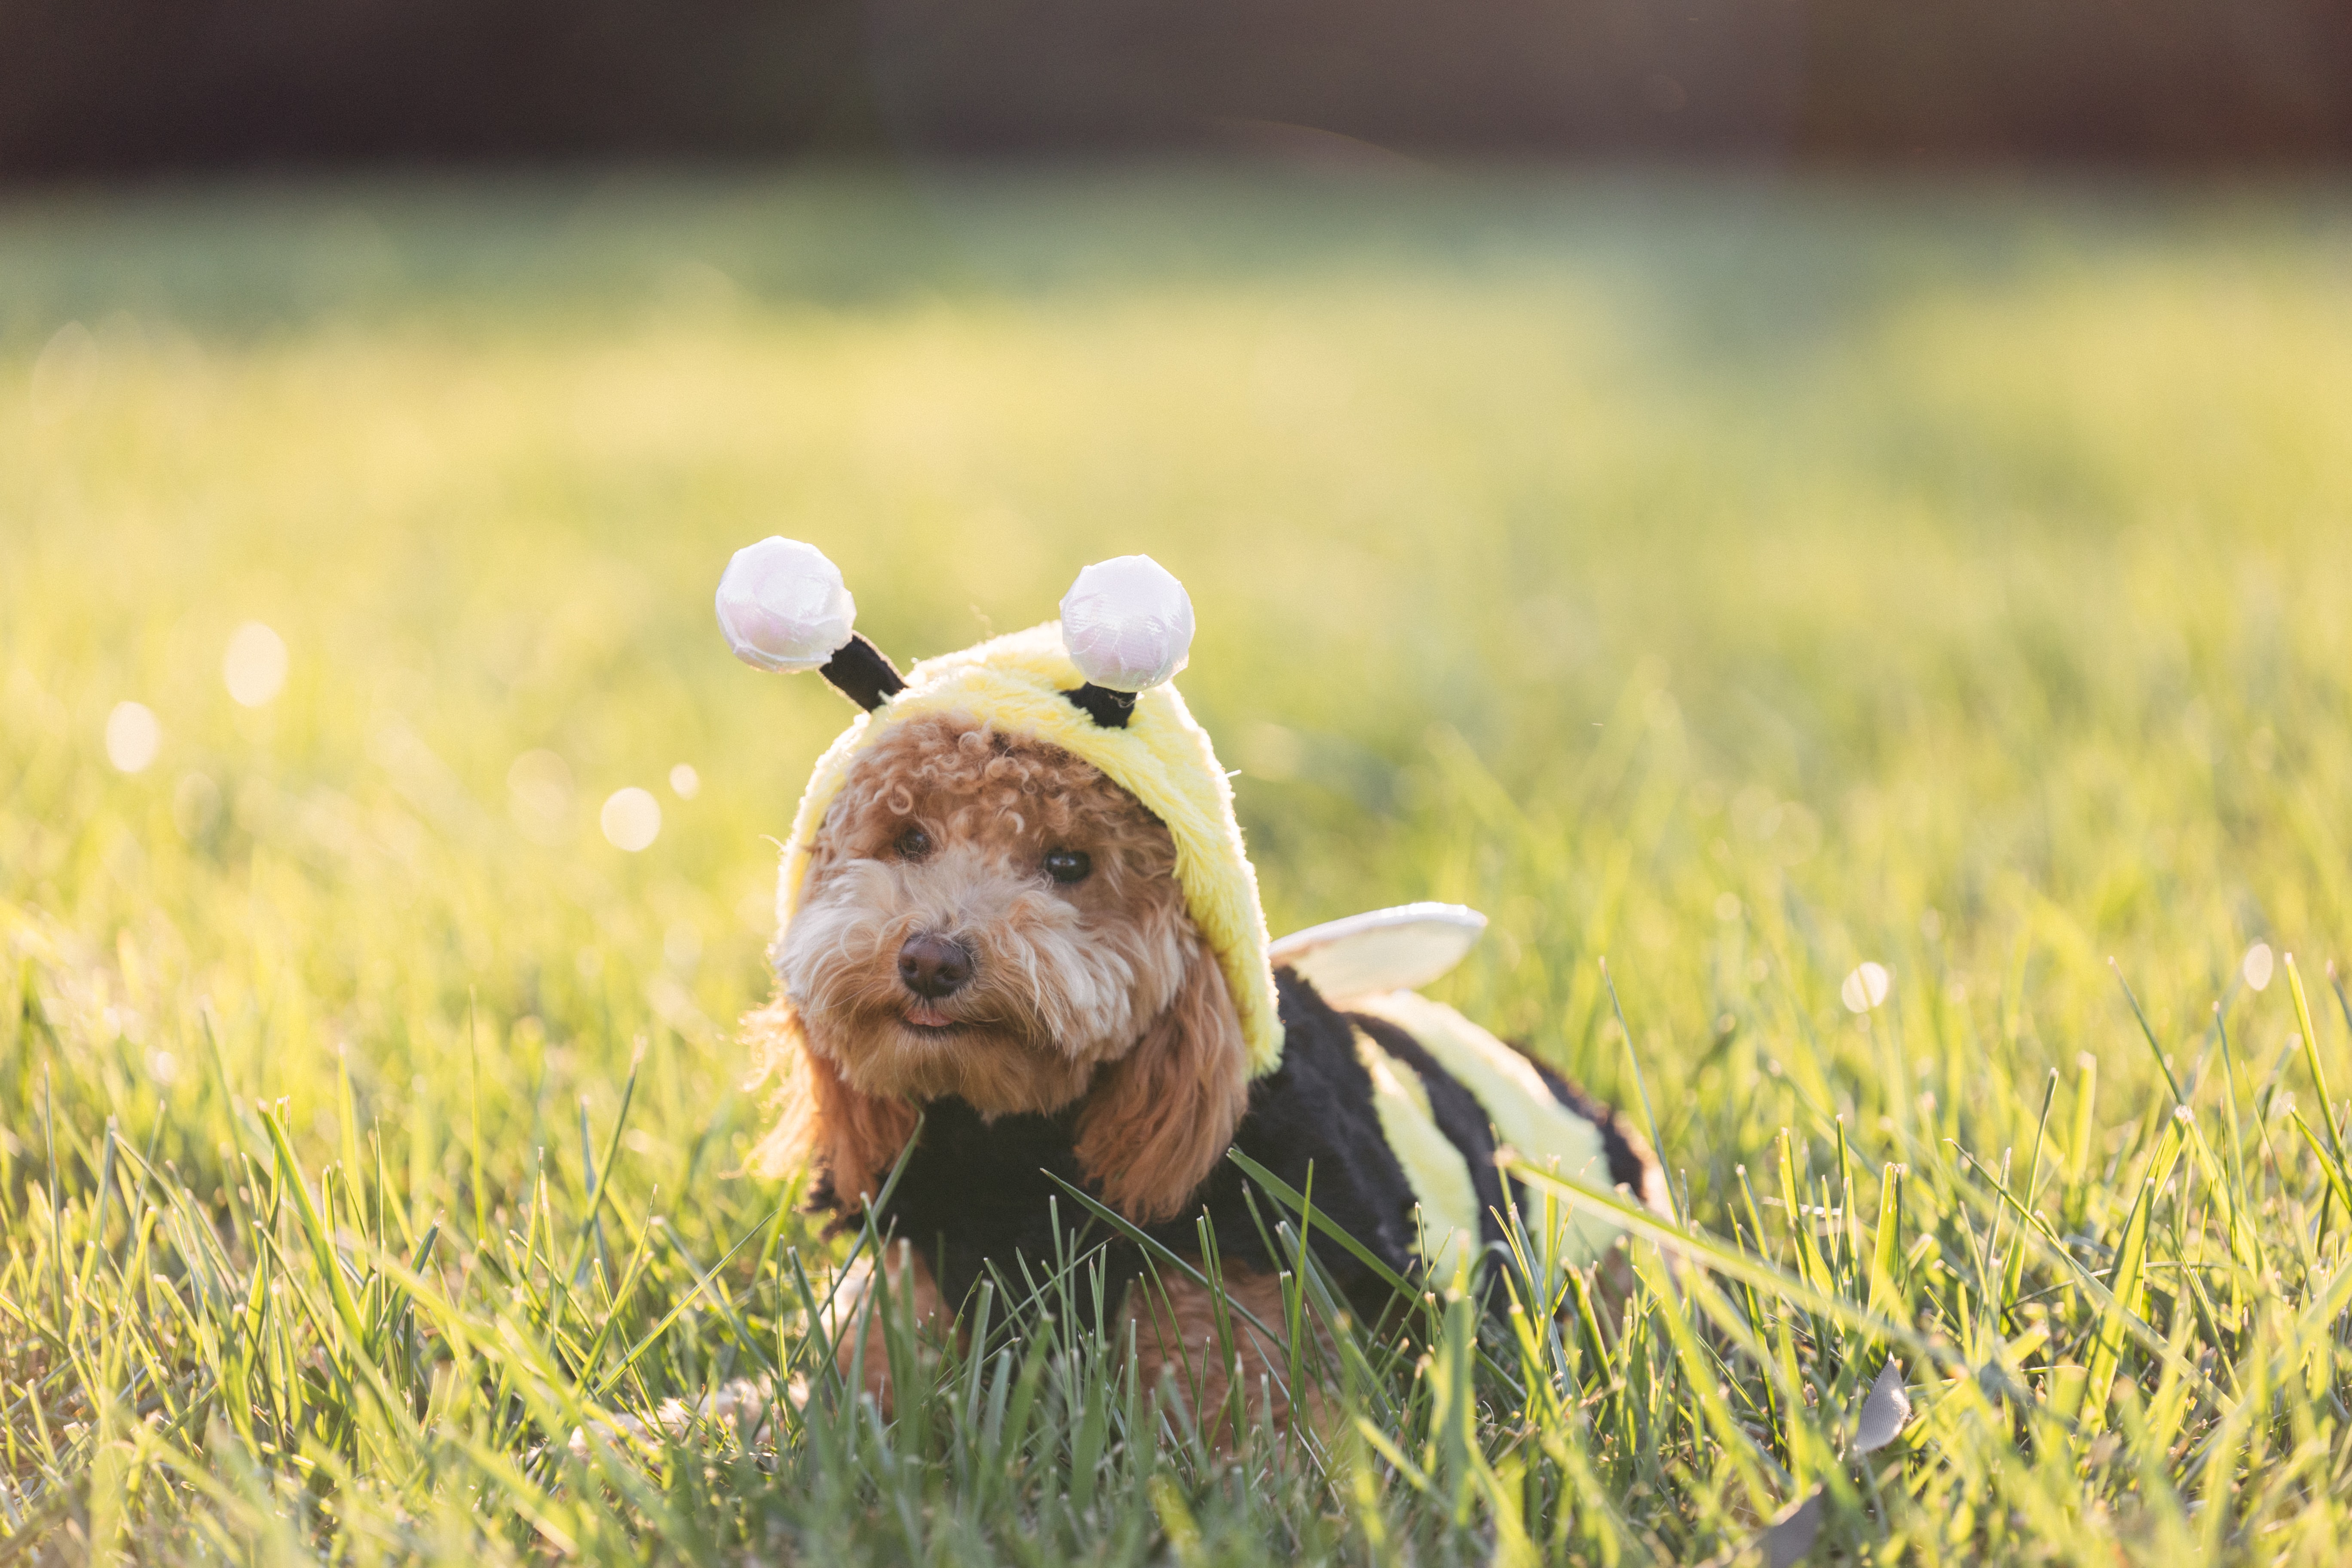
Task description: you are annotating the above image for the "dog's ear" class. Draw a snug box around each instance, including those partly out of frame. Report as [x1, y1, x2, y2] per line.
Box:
[744, 996, 918, 1209]
[1073, 941, 1250, 1224]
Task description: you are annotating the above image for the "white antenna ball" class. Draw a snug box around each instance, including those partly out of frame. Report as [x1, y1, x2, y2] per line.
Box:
[1060, 554, 1195, 692]
[715, 537, 856, 674]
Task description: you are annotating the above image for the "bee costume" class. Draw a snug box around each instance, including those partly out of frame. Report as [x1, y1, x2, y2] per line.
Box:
[718, 538, 1662, 1313]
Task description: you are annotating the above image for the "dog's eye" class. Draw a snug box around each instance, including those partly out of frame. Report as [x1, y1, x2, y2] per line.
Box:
[893, 826, 932, 861]
[1042, 847, 1092, 885]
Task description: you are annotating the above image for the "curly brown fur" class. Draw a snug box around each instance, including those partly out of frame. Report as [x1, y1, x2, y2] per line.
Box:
[1127, 1267, 1327, 1446]
[836, 1248, 1324, 1449]
[1072, 948, 1248, 1222]
[742, 1004, 920, 1210]
[827, 1241, 953, 1406]
[750, 712, 1249, 1222]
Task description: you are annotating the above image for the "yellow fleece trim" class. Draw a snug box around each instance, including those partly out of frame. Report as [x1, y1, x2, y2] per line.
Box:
[1353, 1027, 1481, 1282]
[1351, 990, 1625, 1266]
[776, 622, 1283, 1075]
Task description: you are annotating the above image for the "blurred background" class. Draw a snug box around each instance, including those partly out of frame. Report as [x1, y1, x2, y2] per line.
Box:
[5, 0, 2352, 174]
[6, 0, 2352, 1240]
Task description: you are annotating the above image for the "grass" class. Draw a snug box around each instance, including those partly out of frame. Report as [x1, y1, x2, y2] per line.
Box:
[5, 165, 2352, 1563]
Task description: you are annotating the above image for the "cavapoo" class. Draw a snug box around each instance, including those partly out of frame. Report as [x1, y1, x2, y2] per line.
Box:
[714, 539, 1667, 1433]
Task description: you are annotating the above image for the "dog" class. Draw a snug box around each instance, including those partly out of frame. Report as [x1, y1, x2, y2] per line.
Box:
[743, 709, 1666, 1429]
[716, 540, 1666, 1435]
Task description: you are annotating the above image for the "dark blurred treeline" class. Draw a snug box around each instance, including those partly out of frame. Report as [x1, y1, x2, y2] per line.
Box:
[5, 0, 2349, 178]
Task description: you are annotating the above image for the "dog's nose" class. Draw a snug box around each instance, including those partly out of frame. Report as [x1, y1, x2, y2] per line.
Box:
[898, 934, 974, 999]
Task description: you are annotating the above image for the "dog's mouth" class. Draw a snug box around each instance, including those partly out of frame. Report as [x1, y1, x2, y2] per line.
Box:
[900, 1002, 965, 1032]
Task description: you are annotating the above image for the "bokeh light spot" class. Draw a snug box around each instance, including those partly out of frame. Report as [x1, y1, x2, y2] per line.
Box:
[2243, 943, 2275, 992]
[1841, 961, 1891, 1013]
[106, 701, 161, 772]
[669, 763, 700, 799]
[223, 622, 289, 707]
[601, 787, 661, 851]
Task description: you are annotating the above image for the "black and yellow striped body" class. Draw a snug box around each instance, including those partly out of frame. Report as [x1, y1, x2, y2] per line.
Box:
[841, 969, 1661, 1318]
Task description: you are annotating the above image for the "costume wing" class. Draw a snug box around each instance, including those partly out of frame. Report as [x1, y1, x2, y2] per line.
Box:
[1267, 902, 1488, 1002]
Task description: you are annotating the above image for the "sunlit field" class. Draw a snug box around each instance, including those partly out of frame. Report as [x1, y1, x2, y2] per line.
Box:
[6, 168, 2352, 1565]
